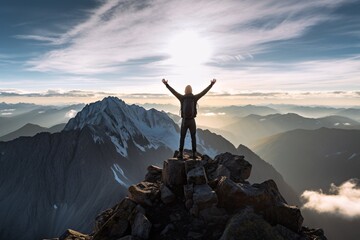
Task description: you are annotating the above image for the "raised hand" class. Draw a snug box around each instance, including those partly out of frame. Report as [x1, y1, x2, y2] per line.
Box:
[211, 78, 216, 84]
[162, 79, 168, 85]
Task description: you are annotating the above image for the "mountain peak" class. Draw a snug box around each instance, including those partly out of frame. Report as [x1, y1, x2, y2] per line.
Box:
[54, 152, 326, 240]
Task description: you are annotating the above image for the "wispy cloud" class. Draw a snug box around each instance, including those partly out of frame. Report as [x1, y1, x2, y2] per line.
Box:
[301, 179, 360, 219]
[24, 0, 347, 75]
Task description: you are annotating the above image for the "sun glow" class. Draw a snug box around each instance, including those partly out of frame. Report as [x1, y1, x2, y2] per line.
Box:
[166, 30, 213, 66]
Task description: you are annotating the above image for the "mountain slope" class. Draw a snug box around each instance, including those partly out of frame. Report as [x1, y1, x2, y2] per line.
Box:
[237, 144, 299, 205]
[252, 128, 360, 193]
[224, 113, 360, 146]
[0, 123, 66, 141]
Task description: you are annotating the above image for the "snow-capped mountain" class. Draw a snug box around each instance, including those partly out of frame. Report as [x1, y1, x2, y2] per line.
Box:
[0, 97, 236, 240]
[65, 96, 235, 157]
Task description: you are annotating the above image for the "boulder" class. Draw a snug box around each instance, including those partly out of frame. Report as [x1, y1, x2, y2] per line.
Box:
[215, 164, 231, 178]
[131, 211, 152, 239]
[162, 159, 186, 187]
[183, 184, 194, 200]
[216, 177, 289, 211]
[215, 152, 252, 182]
[59, 229, 90, 240]
[193, 184, 218, 210]
[199, 206, 229, 225]
[145, 165, 162, 183]
[93, 198, 137, 240]
[187, 166, 208, 185]
[161, 184, 175, 204]
[219, 207, 285, 240]
[264, 204, 304, 233]
[128, 181, 160, 206]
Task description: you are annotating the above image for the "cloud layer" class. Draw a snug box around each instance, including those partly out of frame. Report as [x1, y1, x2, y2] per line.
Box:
[301, 179, 360, 219]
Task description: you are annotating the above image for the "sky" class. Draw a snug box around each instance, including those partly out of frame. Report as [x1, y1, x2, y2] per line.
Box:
[0, 0, 360, 106]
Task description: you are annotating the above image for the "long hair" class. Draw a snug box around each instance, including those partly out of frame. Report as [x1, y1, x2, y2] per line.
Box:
[185, 85, 192, 95]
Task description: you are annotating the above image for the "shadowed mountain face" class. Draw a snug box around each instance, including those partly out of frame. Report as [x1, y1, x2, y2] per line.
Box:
[253, 128, 360, 193]
[0, 97, 239, 240]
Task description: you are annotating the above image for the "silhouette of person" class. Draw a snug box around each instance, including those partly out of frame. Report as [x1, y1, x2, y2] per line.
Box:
[162, 78, 216, 159]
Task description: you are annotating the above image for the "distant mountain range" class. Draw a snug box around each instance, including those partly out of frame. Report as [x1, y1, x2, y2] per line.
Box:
[0, 103, 85, 136]
[221, 113, 360, 146]
[0, 123, 65, 142]
[253, 127, 360, 193]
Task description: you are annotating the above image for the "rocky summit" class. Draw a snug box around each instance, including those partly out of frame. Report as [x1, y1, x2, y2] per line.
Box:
[50, 151, 326, 240]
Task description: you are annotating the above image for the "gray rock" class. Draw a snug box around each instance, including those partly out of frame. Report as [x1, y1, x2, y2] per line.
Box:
[160, 223, 175, 236]
[215, 152, 252, 182]
[59, 229, 90, 240]
[187, 166, 208, 185]
[193, 184, 218, 210]
[199, 206, 229, 225]
[184, 184, 194, 200]
[128, 181, 160, 206]
[145, 165, 162, 183]
[93, 198, 137, 240]
[161, 184, 175, 204]
[264, 204, 304, 233]
[216, 164, 231, 178]
[117, 236, 141, 240]
[131, 211, 152, 239]
[220, 207, 285, 240]
[162, 159, 186, 187]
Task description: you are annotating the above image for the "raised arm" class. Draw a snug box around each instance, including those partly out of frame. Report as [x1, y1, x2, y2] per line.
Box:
[195, 79, 216, 100]
[162, 79, 182, 100]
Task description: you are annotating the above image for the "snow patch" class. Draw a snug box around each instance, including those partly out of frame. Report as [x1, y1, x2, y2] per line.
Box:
[0, 109, 15, 112]
[53, 204, 58, 210]
[343, 123, 351, 126]
[260, 118, 266, 121]
[349, 153, 357, 160]
[110, 136, 128, 157]
[93, 135, 104, 144]
[38, 110, 45, 114]
[134, 142, 146, 152]
[111, 164, 129, 187]
[334, 123, 340, 126]
[1, 112, 12, 116]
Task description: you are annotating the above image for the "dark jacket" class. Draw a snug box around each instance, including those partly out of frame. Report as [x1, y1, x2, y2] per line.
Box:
[165, 83, 214, 118]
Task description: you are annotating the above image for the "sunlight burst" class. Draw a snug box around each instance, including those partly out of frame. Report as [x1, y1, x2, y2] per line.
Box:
[166, 30, 213, 66]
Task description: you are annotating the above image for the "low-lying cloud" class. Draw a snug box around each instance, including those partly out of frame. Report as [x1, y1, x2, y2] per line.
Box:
[301, 179, 360, 219]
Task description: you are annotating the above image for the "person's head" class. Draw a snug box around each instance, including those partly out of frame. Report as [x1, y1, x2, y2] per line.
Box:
[185, 85, 192, 95]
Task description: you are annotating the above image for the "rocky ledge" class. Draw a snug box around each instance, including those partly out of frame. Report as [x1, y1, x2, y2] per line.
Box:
[50, 151, 326, 240]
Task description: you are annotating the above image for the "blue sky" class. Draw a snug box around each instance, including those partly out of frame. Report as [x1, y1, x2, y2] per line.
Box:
[0, 0, 360, 105]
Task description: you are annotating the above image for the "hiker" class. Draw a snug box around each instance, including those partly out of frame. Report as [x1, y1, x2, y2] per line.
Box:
[162, 78, 216, 159]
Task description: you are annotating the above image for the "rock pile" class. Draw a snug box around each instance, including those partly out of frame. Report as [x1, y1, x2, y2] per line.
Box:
[53, 152, 327, 240]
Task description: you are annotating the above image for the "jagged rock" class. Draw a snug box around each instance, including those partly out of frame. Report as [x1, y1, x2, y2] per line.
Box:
[220, 207, 285, 240]
[301, 227, 327, 240]
[162, 159, 186, 187]
[55, 152, 326, 240]
[184, 184, 194, 200]
[199, 206, 229, 226]
[93, 198, 136, 240]
[117, 236, 141, 240]
[215, 152, 252, 182]
[187, 166, 208, 185]
[94, 206, 117, 232]
[161, 184, 175, 204]
[145, 165, 162, 183]
[193, 184, 218, 210]
[216, 164, 231, 178]
[128, 181, 160, 206]
[59, 229, 90, 240]
[264, 204, 304, 233]
[217, 177, 287, 210]
[131, 211, 152, 239]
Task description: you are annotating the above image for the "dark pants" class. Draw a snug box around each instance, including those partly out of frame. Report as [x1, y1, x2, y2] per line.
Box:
[179, 118, 196, 152]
